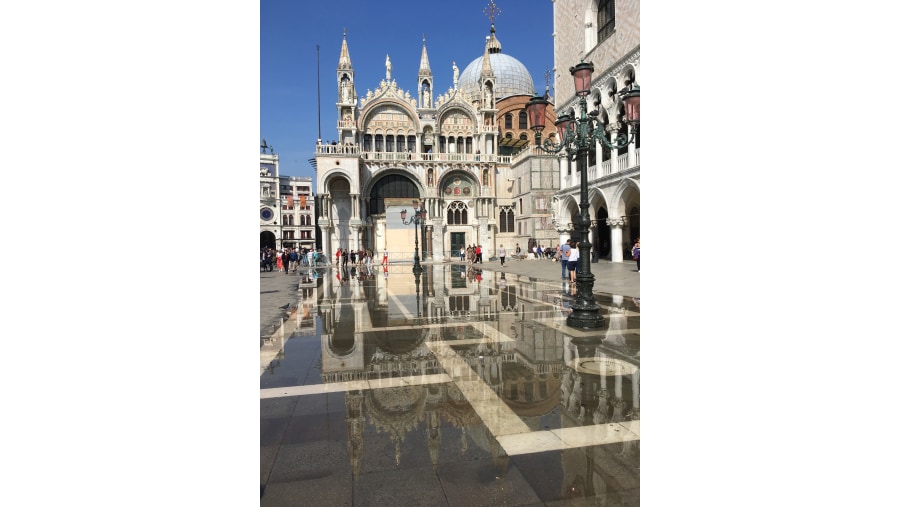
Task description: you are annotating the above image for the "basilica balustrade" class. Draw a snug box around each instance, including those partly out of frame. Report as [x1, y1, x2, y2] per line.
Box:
[358, 151, 510, 164]
[316, 143, 361, 156]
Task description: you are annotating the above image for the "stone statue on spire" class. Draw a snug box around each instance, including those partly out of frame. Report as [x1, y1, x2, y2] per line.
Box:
[385, 54, 392, 81]
[452, 61, 459, 88]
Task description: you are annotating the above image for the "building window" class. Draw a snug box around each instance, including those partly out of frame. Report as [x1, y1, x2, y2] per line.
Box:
[500, 206, 515, 233]
[447, 201, 469, 225]
[597, 0, 615, 44]
[518, 111, 528, 129]
[504, 114, 513, 129]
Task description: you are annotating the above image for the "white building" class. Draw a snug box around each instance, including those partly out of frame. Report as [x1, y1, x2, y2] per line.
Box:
[551, 0, 640, 262]
[260, 146, 317, 252]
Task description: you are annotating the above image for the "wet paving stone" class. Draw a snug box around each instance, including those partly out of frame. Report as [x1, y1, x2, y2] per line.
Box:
[261, 264, 639, 504]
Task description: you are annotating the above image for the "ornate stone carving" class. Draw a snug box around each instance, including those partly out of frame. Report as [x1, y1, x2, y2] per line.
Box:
[606, 216, 627, 227]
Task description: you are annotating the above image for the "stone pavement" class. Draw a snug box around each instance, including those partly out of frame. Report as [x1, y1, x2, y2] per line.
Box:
[259, 268, 305, 340]
[260, 257, 639, 341]
[453, 255, 640, 299]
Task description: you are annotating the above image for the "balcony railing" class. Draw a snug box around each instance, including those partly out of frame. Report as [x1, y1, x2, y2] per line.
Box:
[561, 147, 640, 189]
[316, 143, 360, 155]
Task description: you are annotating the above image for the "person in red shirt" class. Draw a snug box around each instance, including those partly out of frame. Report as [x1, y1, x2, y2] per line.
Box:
[475, 245, 482, 264]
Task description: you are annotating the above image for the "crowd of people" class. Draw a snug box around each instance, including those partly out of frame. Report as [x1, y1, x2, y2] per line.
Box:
[333, 247, 377, 268]
[459, 244, 483, 265]
[264, 236, 641, 274]
[259, 246, 330, 273]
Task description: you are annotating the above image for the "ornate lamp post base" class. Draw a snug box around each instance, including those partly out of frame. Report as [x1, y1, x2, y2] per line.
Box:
[566, 270, 605, 330]
[567, 310, 605, 329]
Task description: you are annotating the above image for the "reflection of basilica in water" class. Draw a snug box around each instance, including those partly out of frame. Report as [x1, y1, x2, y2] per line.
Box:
[261, 264, 639, 503]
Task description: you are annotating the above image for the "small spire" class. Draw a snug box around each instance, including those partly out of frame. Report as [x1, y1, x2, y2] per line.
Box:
[338, 29, 352, 69]
[481, 39, 494, 77]
[544, 67, 552, 98]
[419, 34, 431, 75]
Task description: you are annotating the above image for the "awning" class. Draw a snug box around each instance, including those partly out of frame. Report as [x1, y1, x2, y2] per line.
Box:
[499, 137, 530, 149]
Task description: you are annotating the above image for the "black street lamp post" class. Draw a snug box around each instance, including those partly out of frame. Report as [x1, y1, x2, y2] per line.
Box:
[400, 201, 427, 274]
[526, 61, 640, 329]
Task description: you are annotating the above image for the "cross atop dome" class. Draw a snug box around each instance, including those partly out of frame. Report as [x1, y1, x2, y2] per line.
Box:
[483, 1, 501, 26]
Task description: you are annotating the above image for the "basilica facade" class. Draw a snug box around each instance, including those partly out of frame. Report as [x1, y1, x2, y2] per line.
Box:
[314, 0, 639, 264]
[315, 21, 557, 263]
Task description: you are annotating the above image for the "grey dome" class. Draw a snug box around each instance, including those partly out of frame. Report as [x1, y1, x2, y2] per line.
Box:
[458, 53, 535, 100]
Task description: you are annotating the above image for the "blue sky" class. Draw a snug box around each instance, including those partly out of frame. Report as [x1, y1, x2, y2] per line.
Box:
[261, 0, 555, 178]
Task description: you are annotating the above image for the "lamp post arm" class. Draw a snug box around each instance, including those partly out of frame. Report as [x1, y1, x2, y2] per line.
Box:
[590, 122, 638, 151]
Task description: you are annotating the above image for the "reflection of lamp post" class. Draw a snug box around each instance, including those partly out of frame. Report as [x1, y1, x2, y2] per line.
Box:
[414, 266, 422, 318]
[365, 215, 374, 251]
[400, 201, 427, 274]
[527, 61, 640, 330]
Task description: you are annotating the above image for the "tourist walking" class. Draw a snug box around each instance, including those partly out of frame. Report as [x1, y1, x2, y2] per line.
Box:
[381, 249, 389, 267]
[514, 243, 521, 260]
[560, 240, 572, 279]
[459, 246, 465, 262]
[498, 244, 506, 266]
[475, 244, 483, 264]
[631, 238, 640, 272]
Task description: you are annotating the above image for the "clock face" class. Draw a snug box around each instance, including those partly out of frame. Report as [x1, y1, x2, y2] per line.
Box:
[260, 207, 274, 221]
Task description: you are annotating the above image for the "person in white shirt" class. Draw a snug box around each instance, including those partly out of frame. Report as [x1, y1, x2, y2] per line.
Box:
[567, 242, 580, 283]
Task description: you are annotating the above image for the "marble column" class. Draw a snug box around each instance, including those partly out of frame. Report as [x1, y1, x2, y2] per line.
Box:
[626, 123, 636, 169]
[428, 216, 445, 262]
[606, 216, 627, 263]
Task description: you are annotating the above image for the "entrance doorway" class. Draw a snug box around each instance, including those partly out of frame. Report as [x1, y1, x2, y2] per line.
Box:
[450, 232, 466, 259]
[260, 231, 276, 250]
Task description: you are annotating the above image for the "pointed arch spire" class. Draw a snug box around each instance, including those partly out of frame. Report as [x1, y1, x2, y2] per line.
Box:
[419, 33, 431, 75]
[418, 33, 434, 108]
[338, 28, 352, 69]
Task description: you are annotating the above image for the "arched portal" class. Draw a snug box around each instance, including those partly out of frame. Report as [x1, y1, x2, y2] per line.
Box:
[368, 173, 420, 215]
[628, 206, 640, 244]
[260, 230, 276, 250]
[596, 208, 610, 259]
[366, 173, 422, 261]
